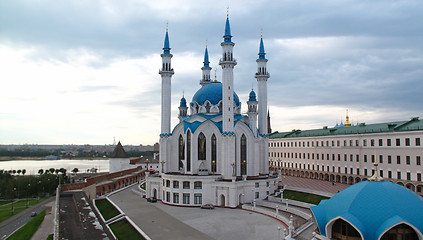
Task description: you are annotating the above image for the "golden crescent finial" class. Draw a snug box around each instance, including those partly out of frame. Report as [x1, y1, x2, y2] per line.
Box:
[214, 69, 217, 82]
[227, 6, 229, 18]
[166, 21, 168, 32]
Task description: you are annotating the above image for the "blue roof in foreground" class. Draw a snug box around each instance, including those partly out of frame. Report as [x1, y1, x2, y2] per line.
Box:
[311, 181, 423, 239]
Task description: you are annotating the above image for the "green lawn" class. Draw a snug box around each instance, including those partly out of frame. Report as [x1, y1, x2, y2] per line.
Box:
[7, 210, 46, 240]
[0, 200, 12, 206]
[109, 219, 146, 240]
[46, 234, 53, 240]
[95, 198, 120, 221]
[0, 197, 49, 223]
[279, 190, 329, 205]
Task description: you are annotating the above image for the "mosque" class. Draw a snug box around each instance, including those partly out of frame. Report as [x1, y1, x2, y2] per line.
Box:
[145, 15, 279, 208]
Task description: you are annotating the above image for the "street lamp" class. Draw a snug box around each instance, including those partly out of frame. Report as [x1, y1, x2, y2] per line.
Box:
[231, 161, 235, 177]
[278, 226, 281, 240]
[161, 159, 165, 173]
[212, 160, 216, 174]
[146, 158, 150, 175]
[242, 160, 246, 175]
[26, 184, 30, 208]
[11, 187, 16, 215]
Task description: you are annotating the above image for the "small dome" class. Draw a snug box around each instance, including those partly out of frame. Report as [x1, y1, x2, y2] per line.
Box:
[180, 97, 187, 107]
[248, 90, 257, 102]
[192, 81, 240, 107]
[311, 181, 423, 239]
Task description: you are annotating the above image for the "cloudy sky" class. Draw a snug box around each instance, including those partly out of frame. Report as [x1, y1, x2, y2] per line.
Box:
[1, 0, 422, 145]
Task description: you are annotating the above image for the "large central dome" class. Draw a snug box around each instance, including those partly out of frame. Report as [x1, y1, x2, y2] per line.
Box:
[192, 81, 240, 107]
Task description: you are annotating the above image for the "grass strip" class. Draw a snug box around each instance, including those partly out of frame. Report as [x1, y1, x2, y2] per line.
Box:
[95, 198, 120, 221]
[109, 219, 146, 240]
[46, 233, 53, 240]
[0, 197, 48, 223]
[280, 190, 329, 205]
[7, 210, 46, 240]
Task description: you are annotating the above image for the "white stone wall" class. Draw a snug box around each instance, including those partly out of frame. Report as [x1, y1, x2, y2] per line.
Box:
[147, 174, 279, 207]
[109, 158, 136, 173]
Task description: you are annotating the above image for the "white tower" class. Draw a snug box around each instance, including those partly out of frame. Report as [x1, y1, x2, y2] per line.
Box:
[159, 28, 174, 135]
[159, 27, 174, 173]
[219, 15, 237, 178]
[256, 36, 269, 136]
[255, 35, 270, 175]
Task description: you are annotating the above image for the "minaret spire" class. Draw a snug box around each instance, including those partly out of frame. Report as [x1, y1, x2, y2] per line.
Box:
[200, 41, 212, 86]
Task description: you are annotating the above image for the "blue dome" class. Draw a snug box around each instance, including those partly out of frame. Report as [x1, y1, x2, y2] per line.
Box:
[180, 97, 187, 107]
[192, 82, 240, 107]
[249, 90, 257, 102]
[311, 181, 423, 239]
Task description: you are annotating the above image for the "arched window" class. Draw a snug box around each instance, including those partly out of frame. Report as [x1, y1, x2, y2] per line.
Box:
[331, 219, 361, 240]
[198, 132, 206, 160]
[187, 131, 191, 172]
[241, 134, 247, 175]
[178, 135, 184, 170]
[211, 134, 217, 172]
[381, 224, 419, 240]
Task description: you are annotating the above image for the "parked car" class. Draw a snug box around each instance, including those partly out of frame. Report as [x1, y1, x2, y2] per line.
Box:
[30, 212, 37, 217]
[147, 197, 157, 203]
[201, 204, 215, 209]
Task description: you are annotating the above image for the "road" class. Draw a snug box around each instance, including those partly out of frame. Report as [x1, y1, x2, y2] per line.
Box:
[0, 198, 54, 240]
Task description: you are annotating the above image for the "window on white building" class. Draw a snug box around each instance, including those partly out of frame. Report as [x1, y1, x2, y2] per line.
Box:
[194, 194, 202, 204]
[173, 193, 179, 203]
[183, 193, 190, 204]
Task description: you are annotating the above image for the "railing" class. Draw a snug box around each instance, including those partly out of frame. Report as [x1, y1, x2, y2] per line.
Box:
[255, 200, 312, 220]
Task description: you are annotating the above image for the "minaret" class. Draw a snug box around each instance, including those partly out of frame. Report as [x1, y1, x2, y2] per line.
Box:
[159, 26, 174, 136]
[247, 89, 258, 136]
[267, 110, 272, 134]
[178, 94, 188, 121]
[255, 34, 270, 175]
[256, 35, 269, 136]
[219, 13, 237, 179]
[219, 14, 237, 134]
[344, 109, 352, 127]
[200, 43, 212, 86]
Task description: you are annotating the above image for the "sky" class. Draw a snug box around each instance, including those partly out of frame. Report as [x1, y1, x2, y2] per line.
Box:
[1, 0, 422, 145]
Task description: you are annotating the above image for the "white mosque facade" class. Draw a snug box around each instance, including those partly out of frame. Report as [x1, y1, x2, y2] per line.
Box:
[145, 16, 279, 208]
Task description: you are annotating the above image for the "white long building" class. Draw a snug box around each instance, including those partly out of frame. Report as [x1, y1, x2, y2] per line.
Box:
[269, 116, 423, 196]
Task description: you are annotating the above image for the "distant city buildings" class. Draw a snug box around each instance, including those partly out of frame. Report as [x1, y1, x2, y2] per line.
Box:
[269, 115, 423, 196]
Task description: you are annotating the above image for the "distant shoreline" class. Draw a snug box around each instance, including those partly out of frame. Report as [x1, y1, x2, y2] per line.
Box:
[0, 157, 107, 161]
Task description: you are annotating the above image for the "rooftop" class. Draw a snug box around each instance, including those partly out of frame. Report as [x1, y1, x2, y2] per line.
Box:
[270, 117, 423, 139]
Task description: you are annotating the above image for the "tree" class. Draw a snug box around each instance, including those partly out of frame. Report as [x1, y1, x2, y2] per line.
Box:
[72, 168, 79, 174]
[49, 168, 55, 174]
[59, 168, 66, 175]
[17, 170, 22, 175]
[12, 170, 16, 175]
[38, 169, 44, 175]
[55, 169, 59, 174]
[22, 169, 26, 175]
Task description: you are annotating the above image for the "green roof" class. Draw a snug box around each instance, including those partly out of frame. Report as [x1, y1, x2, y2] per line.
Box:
[269, 117, 423, 139]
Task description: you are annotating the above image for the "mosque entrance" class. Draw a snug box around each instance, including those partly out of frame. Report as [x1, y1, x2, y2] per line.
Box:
[153, 189, 157, 198]
[220, 195, 225, 207]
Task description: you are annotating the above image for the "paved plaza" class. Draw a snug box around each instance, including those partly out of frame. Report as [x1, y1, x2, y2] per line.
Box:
[279, 175, 350, 194]
[109, 186, 285, 240]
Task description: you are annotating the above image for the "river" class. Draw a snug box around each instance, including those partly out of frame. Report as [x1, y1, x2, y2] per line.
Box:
[0, 159, 109, 175]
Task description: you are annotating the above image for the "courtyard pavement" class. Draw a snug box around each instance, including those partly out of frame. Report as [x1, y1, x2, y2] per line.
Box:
[279, 175, 350, 194]
[109, 186, 285, 240]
